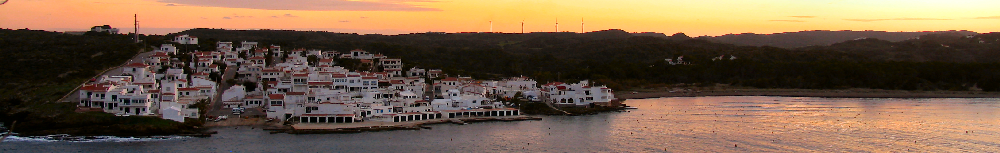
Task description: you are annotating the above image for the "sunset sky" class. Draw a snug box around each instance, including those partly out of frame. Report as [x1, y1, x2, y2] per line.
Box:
[2, 0, 999, 36]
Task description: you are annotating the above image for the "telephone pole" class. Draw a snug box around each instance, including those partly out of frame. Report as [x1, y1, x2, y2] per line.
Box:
[134, 14, 140, 43]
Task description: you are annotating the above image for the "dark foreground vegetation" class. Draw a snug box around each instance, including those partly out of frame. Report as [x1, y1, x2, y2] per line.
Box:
[0, 29, 201, 136]
[177, 28, 1000, 91]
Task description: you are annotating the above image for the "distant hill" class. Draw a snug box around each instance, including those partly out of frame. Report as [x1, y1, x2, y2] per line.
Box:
[701, 30, 980, 48]
[164, 28, 1000, 91]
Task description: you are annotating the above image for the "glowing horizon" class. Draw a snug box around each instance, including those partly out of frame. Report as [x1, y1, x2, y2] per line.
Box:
[2, 0, 999, 36]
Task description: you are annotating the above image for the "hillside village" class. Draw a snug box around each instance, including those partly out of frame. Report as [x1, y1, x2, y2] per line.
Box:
[73, 34, 616, 125]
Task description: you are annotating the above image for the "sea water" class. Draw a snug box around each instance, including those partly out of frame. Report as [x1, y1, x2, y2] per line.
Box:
[2, 96, 998, 152]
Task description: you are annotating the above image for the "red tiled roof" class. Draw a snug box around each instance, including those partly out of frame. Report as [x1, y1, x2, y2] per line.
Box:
[249, 57, 266, 60]
[292, 73, 309, 77]
[178, 88, 199, 91]
[151, 52, 170, 57]
[268, 94, 285, 100]
[286, 92, 305, 95]
[362, 77, 377, 79]
[331, 74, 347, 78]
[543, 82, 564, 86]
[390, 80, 404, 84]
[441, 77, 459, 81]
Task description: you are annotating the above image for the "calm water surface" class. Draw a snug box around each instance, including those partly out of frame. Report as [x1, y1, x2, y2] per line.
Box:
[3, 96, 999, 152]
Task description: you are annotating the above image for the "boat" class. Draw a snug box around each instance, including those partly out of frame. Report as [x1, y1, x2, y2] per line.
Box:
[624, 106, 638, 109]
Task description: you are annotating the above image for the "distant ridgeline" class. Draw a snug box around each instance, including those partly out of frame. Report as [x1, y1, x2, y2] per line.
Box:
[700, 30, 981, 49]
[161, 28, 1000, 91]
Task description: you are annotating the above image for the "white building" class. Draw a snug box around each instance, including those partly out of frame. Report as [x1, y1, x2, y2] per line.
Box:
[157, 44, 177, 55]
[541, 80, 615, 107]
[90, 25, 119, 34]
[173, 34, 198, 45]
[222, 85, 247, 108]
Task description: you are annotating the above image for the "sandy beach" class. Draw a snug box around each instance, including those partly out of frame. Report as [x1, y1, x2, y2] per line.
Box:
[616, 88, 1000, 99]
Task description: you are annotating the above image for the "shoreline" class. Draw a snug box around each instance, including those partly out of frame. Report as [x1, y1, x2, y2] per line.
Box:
[616, 88, 1000, 99]
[279, 116, 542, 134]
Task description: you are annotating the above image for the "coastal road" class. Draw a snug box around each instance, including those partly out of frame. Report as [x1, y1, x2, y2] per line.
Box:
[61, 51, 154, 103]
[205, 65, 265, 118]
[207, 65, 238, 117]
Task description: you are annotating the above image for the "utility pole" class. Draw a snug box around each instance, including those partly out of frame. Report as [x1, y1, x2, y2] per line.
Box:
[134, 14, 140, 43]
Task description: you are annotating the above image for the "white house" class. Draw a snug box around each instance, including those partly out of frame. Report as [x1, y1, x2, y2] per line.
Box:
[158, 44, 177, 55]
[173, 34, 198, 45]
[541, 80, 615, 107]
[162, 106, 185, 122]
[222, 85, 247, 108]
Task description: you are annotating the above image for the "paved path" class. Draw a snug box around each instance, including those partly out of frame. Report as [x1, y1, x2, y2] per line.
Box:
[60, 51, 153, 103]
[206, 65, 266, 117]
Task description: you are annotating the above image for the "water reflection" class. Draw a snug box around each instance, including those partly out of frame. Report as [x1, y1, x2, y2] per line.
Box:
[2, 96, 998, 152]
[613, 96, 1000, 152]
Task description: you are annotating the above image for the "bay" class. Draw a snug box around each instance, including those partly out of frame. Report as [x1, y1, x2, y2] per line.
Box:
[3, 96, 999, 152]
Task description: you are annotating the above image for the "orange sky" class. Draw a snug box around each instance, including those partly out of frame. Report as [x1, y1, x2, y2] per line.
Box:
[1, 0, 999, 36]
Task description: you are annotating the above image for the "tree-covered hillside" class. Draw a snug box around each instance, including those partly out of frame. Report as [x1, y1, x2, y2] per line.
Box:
[175, 29, 1000, 91]
[0, 29, 141, 103]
